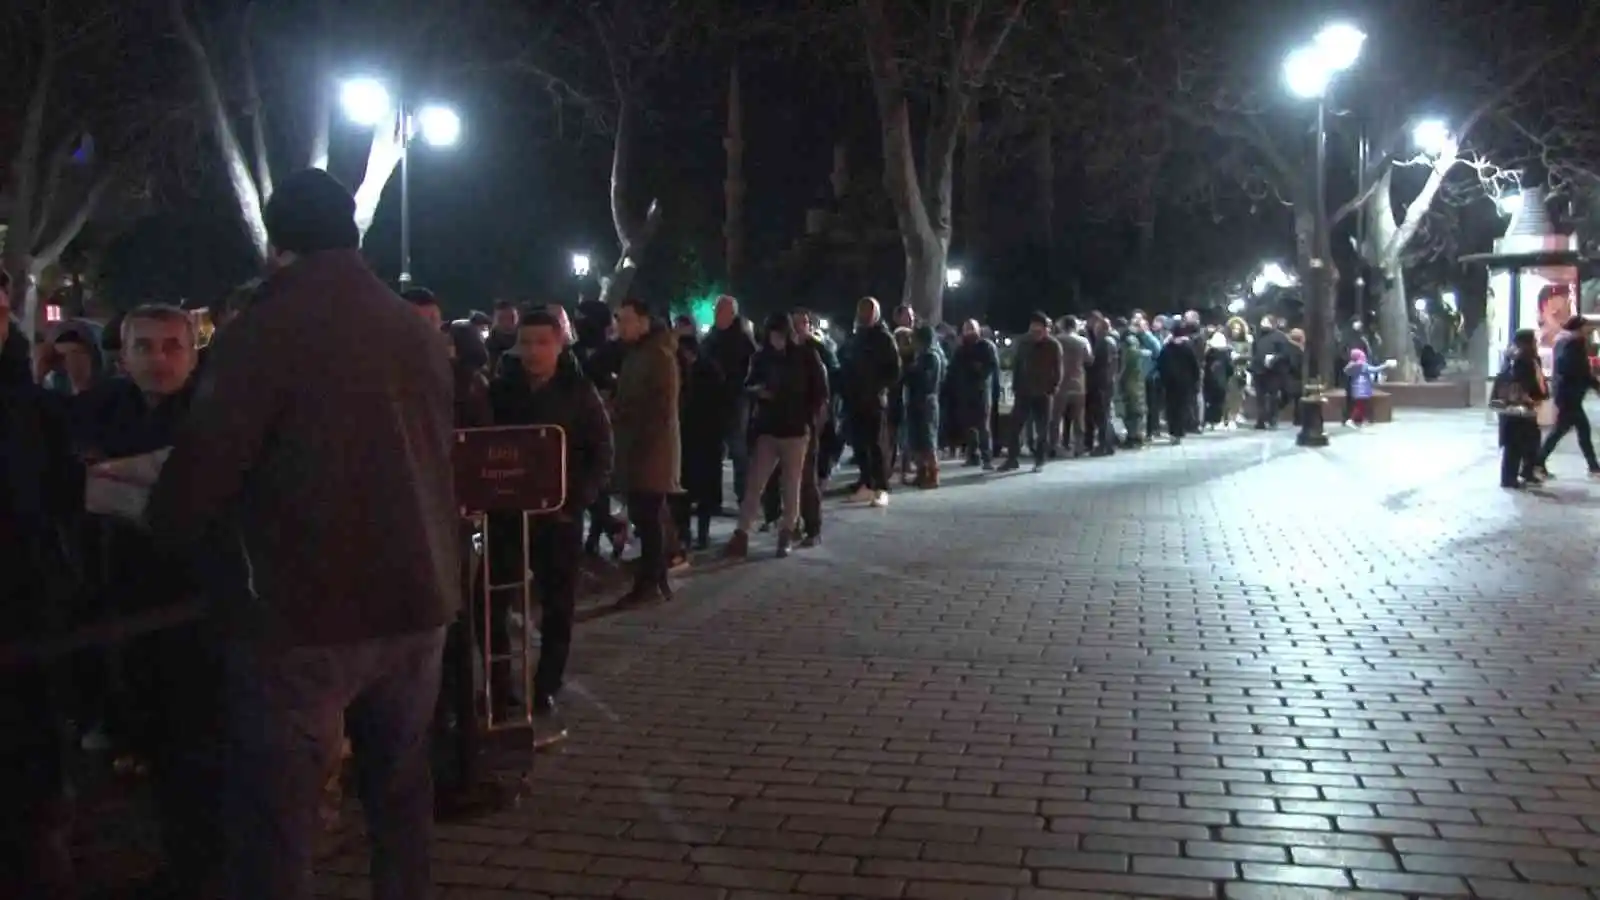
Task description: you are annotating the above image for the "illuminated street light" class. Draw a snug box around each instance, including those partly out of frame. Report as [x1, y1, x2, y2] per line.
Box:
[1441, 290, 1458, 312]
[1252, 262, 1298, 296]
[817, 317, 831, 332]
[1413, 297, 1428, 312]
[945, 267, 965, 289]
[417, 105, 461, 148]
[571, 252, 592, 278]
[1227, 297, 1247, 314]
[1284, 23, 1365, 99]
[1412, 119, 1457, 159]
[1495, 192, 1523, 216]
[339, 78, 463, 287]
[1313, 23, 1366, 72]
[339, 77, 391, 126]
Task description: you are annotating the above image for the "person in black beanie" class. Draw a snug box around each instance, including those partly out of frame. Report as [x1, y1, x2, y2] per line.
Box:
[145, 167, 458, 899]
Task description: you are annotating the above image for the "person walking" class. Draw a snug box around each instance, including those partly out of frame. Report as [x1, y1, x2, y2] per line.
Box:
[1535, 315, 1600, 479]
[145, 168, 460, 900]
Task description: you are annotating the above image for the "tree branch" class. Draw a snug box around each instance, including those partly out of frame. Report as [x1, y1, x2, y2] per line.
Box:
[171, 0, 269, 260]
[30, 168, 116, 275]
[239, 0, 274, 202]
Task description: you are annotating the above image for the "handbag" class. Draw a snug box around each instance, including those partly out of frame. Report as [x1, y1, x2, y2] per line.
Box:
[1490, 361, 1535, 416]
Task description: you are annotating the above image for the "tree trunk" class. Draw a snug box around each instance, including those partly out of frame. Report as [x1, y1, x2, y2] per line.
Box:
[599, 95, 660, 309]
[4, 10, 53, 332]
[172, 0, 269, 262]
[306, 0, 333, 169]
[351, 113, 405, 243]
[239, 1, 274, 204]
[1364, 167, 1421, 382]
[903, 236, 948, 328]
[961, 114, 983, 261]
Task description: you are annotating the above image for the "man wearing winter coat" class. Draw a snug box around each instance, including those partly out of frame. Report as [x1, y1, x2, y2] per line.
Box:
[1251, 316, 1293, 429]
[1003, 311, 1062, 472]
[144, 169, 458, 899]
[487, 309, 613, 738]
[839, 297, 901, 507]
[950, 319, 1001, 467]
[1051, 316, 1093, 458]
[612, 298, 681, 605]
[701, 295, 758, 504]
[1159, 323, 1203, 443]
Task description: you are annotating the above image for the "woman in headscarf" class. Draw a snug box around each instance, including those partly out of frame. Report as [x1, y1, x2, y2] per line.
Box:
[1223, 316, 1252, 428]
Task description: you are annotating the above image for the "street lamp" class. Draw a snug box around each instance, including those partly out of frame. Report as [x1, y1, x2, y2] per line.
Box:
[1495, 192, 1523, 216]
[1283, 22, 1364, 448]
[1252, 262, 1298, 296]
[1411, 118, 1457, 159]
[340, 77, 461, 287]
[945, 267, 964, 289]
[1413, 297, 1429, 313]
[570, 252, 591, 278]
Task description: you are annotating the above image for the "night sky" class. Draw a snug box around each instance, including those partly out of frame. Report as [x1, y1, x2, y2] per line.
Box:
[15, 0, 1595, 329]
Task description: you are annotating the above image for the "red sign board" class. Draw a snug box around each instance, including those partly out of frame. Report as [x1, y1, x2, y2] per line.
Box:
[452, 425, 567, 514]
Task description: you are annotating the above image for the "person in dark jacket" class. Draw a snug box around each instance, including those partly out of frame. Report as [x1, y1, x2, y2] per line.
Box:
[143, 168, 460, 899]
[1158, 324, 1202, 443]
[488, 309, 613, 740]
[448, 321, 493, 428]
[612, 300, 681, 605]
[1534, 315, 1600, 477]
[1499, 328, 1548, 488]
[0, 342, 80, 894]
[1083, 313, 1118, 457]
[904, 324, 944, 487]
[572, 302, 627, 556]
[1002, 311, 1062, 473]
[1203, 330, 1234, 429]
[950, 319, 1001, 468]
[761, 310, 834, 543]
[702, 295, 759, 505]
[840, 297, 901, 507]
[484, 299, 520, 365]
[725, 313, 828, 558]
[676, 333, 725, 549]
[1251, 317, 1292, 429]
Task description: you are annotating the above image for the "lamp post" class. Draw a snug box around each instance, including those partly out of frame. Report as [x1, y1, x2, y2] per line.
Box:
[340, 78, 461, 287]
[1284, 22, 1364, 447]
[945, 266, 965, 290]
[570, 252, 592, 278]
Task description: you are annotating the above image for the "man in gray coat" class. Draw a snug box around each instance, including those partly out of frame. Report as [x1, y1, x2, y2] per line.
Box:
[1051, 315, 1093, 458]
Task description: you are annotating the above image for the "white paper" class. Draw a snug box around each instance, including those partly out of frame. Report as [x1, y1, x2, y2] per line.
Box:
[85, 448, 171, 521]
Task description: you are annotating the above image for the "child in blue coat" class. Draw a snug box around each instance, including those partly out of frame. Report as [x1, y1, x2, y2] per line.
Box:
[1343, 348, 1394, 426]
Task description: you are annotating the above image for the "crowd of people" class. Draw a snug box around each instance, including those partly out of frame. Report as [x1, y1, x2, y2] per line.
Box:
[1, 164, 1401, 898]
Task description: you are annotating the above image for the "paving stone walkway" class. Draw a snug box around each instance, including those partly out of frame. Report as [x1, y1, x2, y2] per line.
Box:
[322, 411, 1600, 899]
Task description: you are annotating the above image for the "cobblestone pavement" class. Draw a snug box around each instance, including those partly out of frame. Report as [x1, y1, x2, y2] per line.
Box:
[322, 411, 1600, 899]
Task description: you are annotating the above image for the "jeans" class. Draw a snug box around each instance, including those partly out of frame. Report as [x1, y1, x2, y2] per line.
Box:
[1007, 395, 1052, 466]
[847, 401, 890, 492]
[1085, 387, 1114, 454]
[626, 492, 669, 593]
[223, 627, 447, 900]
[529, 520, 581, 699]
[1538, 402, 1600, 472]
[740, 433, 808, 534]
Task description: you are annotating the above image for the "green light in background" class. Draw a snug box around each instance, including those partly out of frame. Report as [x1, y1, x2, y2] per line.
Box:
[674, 284, 723, 329]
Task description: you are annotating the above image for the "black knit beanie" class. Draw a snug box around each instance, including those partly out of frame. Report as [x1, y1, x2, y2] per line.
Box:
[264, 168, 360, 255]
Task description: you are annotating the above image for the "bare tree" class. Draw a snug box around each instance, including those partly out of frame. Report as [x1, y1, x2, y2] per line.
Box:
[3, 1, 172, 335]
[170, 0, 450, 262]
[859, 0, 1028, 325]
[1085, 0, 1593, 384]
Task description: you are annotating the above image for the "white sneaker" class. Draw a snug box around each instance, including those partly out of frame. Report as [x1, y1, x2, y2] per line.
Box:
[848, 486, 875, 503]
[870, 491, 890, 508]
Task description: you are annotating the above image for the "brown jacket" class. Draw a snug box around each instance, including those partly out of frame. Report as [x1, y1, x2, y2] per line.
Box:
[612, 324, 680, 494]
[146, 249, 460, 648]
[1014, 332, 1064, 398]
